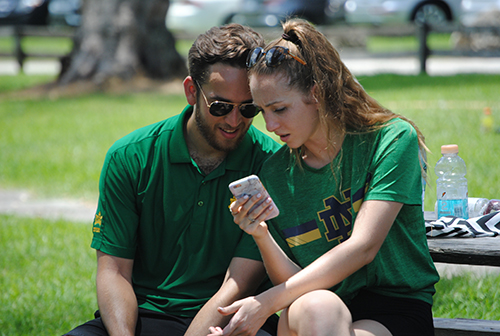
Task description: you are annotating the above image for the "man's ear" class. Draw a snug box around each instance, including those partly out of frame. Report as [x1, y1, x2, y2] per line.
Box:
[183, 76, 197, 106]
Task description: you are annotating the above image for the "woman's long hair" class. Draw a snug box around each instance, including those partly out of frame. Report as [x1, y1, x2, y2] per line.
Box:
[249, 19, 428, 178]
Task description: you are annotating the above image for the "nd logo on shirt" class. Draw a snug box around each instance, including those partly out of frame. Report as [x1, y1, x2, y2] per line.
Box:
[282, 175, 370, 248]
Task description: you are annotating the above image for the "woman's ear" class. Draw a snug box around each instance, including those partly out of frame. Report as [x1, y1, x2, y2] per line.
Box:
[311, 84, 320, 105]
[183, 76, 197, 106]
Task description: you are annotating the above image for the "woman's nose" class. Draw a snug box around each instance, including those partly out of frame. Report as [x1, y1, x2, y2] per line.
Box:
[264, 113, 279, 133]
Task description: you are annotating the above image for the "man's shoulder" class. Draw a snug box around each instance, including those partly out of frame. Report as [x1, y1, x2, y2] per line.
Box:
[108, 115, 180, 155]
[226, 126, 280, 173]
[261, 145, 289, 172]
[247, 126, 281, 153]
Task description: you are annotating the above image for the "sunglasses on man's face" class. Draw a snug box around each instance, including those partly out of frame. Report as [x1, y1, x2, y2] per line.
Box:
[196, 82, 260, 119]
[246, 46, 307, 68]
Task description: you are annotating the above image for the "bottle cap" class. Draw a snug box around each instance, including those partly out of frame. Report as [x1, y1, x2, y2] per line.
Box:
[441, 144, 459, 154]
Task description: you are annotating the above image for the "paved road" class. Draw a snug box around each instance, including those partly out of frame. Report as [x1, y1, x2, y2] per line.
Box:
[1, 55, 500, 76]
[0, 189, 96, 223]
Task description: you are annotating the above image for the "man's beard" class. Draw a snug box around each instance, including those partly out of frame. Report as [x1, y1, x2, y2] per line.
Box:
[195, 108, 249, 153]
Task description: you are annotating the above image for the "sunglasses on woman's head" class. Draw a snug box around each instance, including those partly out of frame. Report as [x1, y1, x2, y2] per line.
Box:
[195, 82, 260, 119]
[246, 46, 307, 68]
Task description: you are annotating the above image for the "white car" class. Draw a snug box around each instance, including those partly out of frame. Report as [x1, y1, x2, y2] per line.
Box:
[166, 0, 242, 35]
[460, 0, 500, 26]
[344, 0, 462, 25]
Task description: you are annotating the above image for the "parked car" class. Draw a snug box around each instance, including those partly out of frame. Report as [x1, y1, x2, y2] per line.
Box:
[166, 0, 243, 34]
[0, 0, 50, 25]
[229, 0, 345, 28]
[343, 0, 462, 25]
[460, 0, 500, 26]
[48, 0, 81, 26]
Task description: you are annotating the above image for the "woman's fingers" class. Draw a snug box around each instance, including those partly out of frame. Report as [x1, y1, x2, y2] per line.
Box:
[247, 196, 274, 222]
[208, 326, 224, 336]
[230, 195, 249, 217]
[231, 194, 274, 232]
[231, 194, 262, 218]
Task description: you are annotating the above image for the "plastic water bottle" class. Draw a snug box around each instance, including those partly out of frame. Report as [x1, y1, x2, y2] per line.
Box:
[481, 107, 494, 133]
[419, 149, 427, 212]
[435, 144, 468, 219]
[468, 197, 489, 218]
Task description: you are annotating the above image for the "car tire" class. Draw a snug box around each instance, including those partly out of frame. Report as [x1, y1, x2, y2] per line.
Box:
[222, 13, 236, 25]
[412, 2, 450, 26]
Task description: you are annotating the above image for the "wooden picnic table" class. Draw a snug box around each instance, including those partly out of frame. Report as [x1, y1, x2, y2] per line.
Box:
[425, 211, 500, 335]
[428, 236, 500, 267]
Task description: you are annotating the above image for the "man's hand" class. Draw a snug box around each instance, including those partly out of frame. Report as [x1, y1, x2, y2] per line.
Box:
[184, 258, 267, 336]
[210, 296, 271, 336]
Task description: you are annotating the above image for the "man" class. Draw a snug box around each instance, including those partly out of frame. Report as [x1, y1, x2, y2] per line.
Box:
[64, 24, 280, 336]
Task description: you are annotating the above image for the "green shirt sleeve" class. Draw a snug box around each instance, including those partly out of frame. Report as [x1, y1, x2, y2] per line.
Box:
[91, 147, 139, 259]
[365, 119, 422, 205]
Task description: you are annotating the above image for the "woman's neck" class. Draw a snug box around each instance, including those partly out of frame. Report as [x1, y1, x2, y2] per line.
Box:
[302, 129, 344, 169]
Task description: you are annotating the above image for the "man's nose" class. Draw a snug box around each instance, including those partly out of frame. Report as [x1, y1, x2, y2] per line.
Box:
[224, 106, 242, 127]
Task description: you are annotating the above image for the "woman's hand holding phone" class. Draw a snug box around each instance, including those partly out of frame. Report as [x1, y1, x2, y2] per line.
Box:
[229, 175, 279, 238]
[230, 193, 275, 237]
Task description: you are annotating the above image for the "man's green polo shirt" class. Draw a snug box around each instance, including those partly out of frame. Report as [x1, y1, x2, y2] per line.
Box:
[91, 106, 280, 317]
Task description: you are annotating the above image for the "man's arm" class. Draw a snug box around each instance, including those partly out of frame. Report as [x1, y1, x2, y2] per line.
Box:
[96, 250, 137, 336]
[184, 257, 267, 336]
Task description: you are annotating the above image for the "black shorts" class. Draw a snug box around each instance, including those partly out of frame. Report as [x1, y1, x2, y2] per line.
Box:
[64, 308, 279, 336]
[347, 290, 434, 336]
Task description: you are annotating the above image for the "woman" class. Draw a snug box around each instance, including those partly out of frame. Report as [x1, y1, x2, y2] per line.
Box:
[214, 19, 439, 336]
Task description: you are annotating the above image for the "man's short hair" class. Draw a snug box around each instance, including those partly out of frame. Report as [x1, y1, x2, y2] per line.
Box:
[188, 24, 265, 84]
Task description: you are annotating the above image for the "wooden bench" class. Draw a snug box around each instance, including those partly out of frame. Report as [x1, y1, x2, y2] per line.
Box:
[434, 318, 500, 335]
[0, 25, 74, 72]
[416, 23, 500, 75]
[428, 231, 500, 335]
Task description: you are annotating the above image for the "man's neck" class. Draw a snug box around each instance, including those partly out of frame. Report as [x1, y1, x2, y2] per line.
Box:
[188, 147, 226, 175]
[185, 108, 227, 175]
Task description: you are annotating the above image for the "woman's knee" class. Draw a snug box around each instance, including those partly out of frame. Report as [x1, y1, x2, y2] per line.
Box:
[293, 290, 349, 319]
[280, 290, 352, 336]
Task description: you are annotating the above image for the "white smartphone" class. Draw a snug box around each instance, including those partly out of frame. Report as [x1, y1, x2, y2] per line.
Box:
[229, 175, 280, 221]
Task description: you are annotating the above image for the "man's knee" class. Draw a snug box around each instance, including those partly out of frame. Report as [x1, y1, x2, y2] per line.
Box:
[256, 329, 273, 336]
[62, 317, 108, 336]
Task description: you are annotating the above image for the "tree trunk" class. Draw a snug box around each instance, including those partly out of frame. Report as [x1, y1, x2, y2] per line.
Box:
[59, 0, 187, 85]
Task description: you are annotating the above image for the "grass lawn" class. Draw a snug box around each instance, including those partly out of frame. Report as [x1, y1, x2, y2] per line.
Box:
[0, 215, 96, 335]
[1, 71, 500, 333]
[367, 33, 453, 53]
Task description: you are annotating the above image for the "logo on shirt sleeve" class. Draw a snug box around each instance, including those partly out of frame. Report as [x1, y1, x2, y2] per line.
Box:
[229, 196, 237, 210]
[93, 212, 103, 233]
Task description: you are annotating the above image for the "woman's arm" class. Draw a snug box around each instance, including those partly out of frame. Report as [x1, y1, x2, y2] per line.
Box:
[221, 199, 402, 336]
[184, 257, 266, 336]
[230, 194, 301, 285]
[273, 200, 402, 302]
